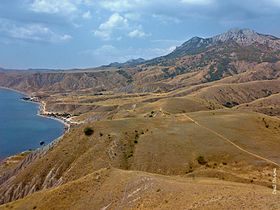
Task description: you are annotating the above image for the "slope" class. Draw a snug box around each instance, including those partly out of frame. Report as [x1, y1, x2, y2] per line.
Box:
[1, 168, 280, 210]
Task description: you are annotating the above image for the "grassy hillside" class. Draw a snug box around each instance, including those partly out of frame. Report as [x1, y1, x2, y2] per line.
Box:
[1, 168, 280, 210]
[1, 110, 280, 208]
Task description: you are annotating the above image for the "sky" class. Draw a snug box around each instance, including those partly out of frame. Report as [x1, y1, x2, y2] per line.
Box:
[0, 0, 280, 69]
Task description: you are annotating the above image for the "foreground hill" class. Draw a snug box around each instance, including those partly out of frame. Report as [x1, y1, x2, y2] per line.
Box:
[2, 168, 280, 210]
[1, 110, 280, 208]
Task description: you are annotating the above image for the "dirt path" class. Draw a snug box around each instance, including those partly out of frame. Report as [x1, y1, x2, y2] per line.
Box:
[185, 114, 280, 168]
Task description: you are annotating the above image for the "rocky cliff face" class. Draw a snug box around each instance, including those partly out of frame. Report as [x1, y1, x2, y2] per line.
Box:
[0, 138, 62, 204]
[0, 70, 130, 94]
[212, 28, 280, 48]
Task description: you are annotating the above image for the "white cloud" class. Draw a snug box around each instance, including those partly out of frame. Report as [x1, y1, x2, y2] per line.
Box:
[92, 45, 117, 55]
[124, 13, 141, 21]
[94, 13, 128, 40]
[81, 44, 176, 64]
[94, 12, 150, 40]
[94, 30, 111, 40]
[99, 0, 138, 12]
[98, 0, 216, 26]
[30, 0, 78, 15]
[99, 13, 128, 30]
[152, 14, 181, 24]
[29, 0, 95, 19]
[180, 0, 213, 5]
[10, 25, 72, 42]
[82, 11, 92, 19]
[128, 29, 148, 38]
[0, 19, 72, 43]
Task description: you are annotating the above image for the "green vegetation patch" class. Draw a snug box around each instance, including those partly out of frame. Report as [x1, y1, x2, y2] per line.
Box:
[84, 127, 94, 136]
[197, 155, 207, 165]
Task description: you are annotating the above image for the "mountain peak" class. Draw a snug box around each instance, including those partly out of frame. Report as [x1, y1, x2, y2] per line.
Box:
[104, 58, 145, 68]
[212, 28, 260, 44]
[227, 28, 256, 34]
[167, 28, 280, 58]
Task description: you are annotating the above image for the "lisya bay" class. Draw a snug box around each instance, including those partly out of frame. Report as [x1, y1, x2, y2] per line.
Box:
[0, 88, 65, 159]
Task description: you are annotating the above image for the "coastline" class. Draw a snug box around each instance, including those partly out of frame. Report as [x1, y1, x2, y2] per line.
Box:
[37, 100, 71, 132]
[0, 86, 71, 130]
[0, 87, 72, 162]
[0, 86, 30, 96]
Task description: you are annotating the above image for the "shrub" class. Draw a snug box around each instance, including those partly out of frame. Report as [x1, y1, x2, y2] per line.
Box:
[197, 156, 207, 165]
[84, 127, 94, 136]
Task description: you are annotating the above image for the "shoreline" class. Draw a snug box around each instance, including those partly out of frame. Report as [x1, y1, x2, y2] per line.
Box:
[0, 86, 72, 130]
[0, 87, 72, 162]
[0, 86, 30, 96]
[37, 100, 71, 132]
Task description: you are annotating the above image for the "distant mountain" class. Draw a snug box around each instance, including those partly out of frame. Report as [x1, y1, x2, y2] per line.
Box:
[167, 28, 280, 58]
[103, 58, 146, 68]
[143, 28, 280, 82]
[0, 67, 59, 72]
[213, 28, 280, 45]
[0, 29, 280, 94]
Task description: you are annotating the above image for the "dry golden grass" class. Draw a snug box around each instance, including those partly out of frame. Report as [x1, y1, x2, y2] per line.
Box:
[2, 168, 280, 210]
[1, 69, 280, 209]
[1, 109, 280, 209]
[236, 93, 280, 117]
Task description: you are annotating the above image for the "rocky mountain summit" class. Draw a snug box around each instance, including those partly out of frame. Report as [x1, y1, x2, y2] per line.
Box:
[103, 58, 146, 68]
[212, 28, 280, 48]
[168, 28, 280, 58]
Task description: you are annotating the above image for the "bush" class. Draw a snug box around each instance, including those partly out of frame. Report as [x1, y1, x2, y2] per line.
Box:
[197, 156, 207, 165]
[84, 127, 94, 136]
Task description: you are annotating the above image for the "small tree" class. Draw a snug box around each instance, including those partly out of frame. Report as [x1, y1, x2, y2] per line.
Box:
[197, 155, 207, 165]
[84, 127, 94, 136]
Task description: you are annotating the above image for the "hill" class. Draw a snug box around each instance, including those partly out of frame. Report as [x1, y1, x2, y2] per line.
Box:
[1, 110, 280, 207]
[1, 168, 280, 210]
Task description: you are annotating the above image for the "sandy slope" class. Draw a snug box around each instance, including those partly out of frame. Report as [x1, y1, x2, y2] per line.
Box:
[1, 168, 280, 210]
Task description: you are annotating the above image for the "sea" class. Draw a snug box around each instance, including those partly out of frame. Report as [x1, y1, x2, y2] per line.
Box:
[0, 88, 65, 159]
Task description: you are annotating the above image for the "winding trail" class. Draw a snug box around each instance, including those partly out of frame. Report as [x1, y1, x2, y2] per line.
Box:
[185, 114, 280, 168]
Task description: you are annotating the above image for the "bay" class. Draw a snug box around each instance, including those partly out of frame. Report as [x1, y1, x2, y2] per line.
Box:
[0, 88, 65, 159]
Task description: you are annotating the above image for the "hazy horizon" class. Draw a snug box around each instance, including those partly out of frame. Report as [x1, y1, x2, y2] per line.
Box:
[1, 0, 280, 69]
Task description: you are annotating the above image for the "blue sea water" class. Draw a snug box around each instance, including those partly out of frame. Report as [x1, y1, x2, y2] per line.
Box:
[0, 88, 65, 158]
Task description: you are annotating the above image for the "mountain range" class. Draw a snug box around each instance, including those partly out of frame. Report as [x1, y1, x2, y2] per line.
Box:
[1, 28, 280, 93]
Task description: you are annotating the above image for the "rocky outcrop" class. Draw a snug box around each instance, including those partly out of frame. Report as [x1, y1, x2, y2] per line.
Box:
[212, 28, 280, 49]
